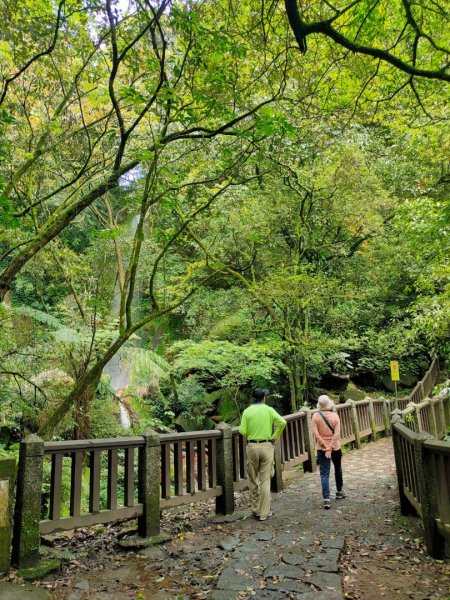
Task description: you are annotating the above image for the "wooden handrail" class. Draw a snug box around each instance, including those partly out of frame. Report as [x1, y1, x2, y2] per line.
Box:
[44, 436, 144, 453]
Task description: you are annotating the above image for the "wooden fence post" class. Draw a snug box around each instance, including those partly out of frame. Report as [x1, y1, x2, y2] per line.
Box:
[301, 408, 317, 473]
[443, 394, 450, 429]
[348, 401, 361, 449]
[382, 398, 392, 435]
[433, 396, 446, 438]
[138, 429, 161, 538]
[407, 403, 421, 433]
[414, 435, 445, 558]
[368, 399, 377, 440]
[215, 422, 235, 515]
[0, 458, 16, 573]
[391, 415, 415, 516]
[419, 381, 426, 400]
[11, 434, 44, 567]
[427, 399, 439, 438]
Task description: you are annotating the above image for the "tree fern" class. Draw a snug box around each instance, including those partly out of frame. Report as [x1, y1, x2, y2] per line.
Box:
[122, 347, 171, 398]
[14, 305, 63, 329]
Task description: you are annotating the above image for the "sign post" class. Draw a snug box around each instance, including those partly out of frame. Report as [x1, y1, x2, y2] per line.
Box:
[390, 360, 400, 396]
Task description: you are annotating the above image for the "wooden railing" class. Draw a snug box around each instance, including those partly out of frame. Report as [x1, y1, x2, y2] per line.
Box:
[41, 437, 144, 534]
[392, 420, 450, 558]
[159, 431, 222, 508]
[12, 357, 442, 566]
[390, 356, 449, 558]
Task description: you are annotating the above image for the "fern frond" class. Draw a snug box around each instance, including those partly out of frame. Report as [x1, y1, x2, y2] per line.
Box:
[122, 347, 171, 373]
[15, 305, 63, 329]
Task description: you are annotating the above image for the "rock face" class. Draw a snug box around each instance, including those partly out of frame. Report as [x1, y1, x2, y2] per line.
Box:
[319, 373, 350, 393]
[339, 383, 366, 403]
[381, 370, 418, 392]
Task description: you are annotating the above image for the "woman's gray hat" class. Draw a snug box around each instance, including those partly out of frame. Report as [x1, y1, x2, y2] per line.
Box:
[317, 395, 335, 411]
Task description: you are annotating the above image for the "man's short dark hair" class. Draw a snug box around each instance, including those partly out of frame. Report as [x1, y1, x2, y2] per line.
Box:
[252, 388, 269, 401]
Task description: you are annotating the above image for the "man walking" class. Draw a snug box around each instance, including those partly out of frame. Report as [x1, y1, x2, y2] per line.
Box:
[239, 389, 286, 521]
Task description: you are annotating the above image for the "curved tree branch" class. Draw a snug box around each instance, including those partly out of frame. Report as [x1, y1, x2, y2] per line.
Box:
[284, 0, 450, 82]
[0, 1, 66, 106]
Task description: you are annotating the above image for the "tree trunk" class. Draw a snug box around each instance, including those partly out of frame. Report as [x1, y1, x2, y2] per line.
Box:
[287, 369, 297, 413]
[0, 161, 139, 302]
[73, 370, 101, 440]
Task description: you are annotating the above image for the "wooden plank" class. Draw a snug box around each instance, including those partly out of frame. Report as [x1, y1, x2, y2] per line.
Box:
[404, 486, 422, 517]
[436, 454, 450, 525]
[208, 438, 217, 488]
[40, 504, 143, 534]
[124, 447, 135, 507]
[107, 449, 118, 510]
[293, 419, 301, 457]
[281, 428, 288, 464]
[186, 441, 196, 493]
[287, 422, 294, 460]
[197, 439, 206, 491]
[174, 442, 184, 496]
[240, 436, 248, 479]
[45, 436, 144, 453]
[282, 453, 309, 470]
[161, 487, 222, 509]
[160, 430, 222, 443]
[299, 418, 306, 454]
[70, 451, 83, 518]
[234, 436, 240, 480]
[89, 450, 101, 514]
[161, 443, 171, 500]
[49, 453, 63, 521]
[233, 479, 249, 492]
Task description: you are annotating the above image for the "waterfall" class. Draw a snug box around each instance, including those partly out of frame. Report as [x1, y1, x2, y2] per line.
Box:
[118, 400, 132, 428]
[103, 213, 142, 429]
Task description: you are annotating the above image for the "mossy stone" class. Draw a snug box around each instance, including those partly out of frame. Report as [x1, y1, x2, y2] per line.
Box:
[17, 558, 60, 580]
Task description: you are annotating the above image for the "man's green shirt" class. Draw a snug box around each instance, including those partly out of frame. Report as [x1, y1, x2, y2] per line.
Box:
[239, 403, 286, 441]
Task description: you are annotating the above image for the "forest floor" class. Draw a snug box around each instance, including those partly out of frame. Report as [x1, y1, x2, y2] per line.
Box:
[2, 437, 449, 600]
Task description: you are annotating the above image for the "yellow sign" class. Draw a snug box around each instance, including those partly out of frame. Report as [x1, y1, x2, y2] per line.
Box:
[390, 360, 400, 382]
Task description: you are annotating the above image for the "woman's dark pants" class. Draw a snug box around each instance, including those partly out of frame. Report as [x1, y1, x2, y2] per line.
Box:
[317, 449, 343, 499]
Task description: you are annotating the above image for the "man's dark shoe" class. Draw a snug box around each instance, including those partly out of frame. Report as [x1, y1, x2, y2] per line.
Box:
[323, 499, 331, 510]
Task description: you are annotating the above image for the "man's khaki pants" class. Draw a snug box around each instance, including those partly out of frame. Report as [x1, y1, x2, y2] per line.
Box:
[246, 442, 274, 518]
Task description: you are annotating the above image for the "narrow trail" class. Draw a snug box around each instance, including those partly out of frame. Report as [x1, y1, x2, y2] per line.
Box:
[38, 438, 449, 600]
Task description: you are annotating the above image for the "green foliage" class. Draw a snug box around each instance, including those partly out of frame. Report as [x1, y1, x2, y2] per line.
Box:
[173, 377, 214, 430]
[123, 346, 171, 398]
[171, 339, 284, 391]
[0, 0, 448, 436]
[90, 396, 124, 440]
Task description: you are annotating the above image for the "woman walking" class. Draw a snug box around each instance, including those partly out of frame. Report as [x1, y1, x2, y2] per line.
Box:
[312, 395, 346, 509]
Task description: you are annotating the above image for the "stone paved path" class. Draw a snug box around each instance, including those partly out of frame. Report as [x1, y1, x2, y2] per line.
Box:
[209, 437, 397, 600]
